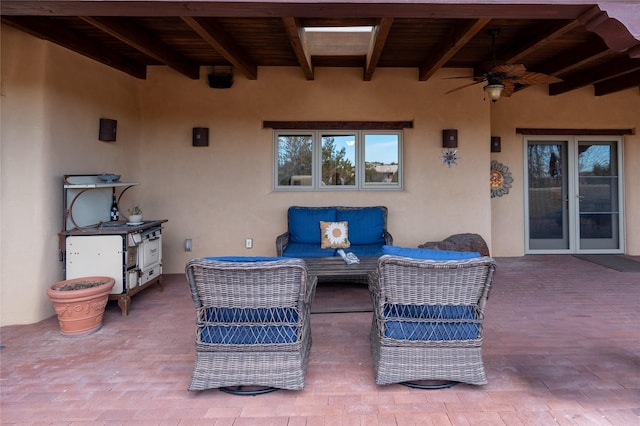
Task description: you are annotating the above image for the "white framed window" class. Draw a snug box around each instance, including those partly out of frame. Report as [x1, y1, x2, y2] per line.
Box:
[274, 130, 402, 190]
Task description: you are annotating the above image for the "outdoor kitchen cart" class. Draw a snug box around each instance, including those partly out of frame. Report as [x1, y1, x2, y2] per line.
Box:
[59, 174, 167, 316]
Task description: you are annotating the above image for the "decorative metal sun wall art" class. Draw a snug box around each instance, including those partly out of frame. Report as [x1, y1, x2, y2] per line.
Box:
[441, 148, 459, 167]
[490, 160, 513, 197]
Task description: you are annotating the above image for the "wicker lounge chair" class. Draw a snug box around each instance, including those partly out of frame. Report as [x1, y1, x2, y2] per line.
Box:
[185, 257, 317, 394]
[369, 255, 496, 388]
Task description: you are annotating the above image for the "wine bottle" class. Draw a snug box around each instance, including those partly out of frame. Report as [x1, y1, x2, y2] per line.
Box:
[110, 194, 120, 221]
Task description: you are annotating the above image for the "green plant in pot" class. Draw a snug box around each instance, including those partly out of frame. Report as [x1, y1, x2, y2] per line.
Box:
[128, 205, 143, 224]
[46, 276, 115, 336]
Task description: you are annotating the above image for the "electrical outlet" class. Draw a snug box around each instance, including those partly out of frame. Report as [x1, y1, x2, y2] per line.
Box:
[245, 238, 253, 249]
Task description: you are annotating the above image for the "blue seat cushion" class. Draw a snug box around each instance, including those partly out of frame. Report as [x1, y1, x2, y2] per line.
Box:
[200, 307, 299, 344]
[338, 244, 385, 257]
[382, 245, 481, 260]
[283, 243, 336, 258]
[383, 304, 480, 341]
[288, 207, 337, 244]
[336, 208, 385, 245]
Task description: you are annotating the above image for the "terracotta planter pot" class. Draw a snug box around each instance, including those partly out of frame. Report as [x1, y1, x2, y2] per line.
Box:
[47, 276, 115, 336]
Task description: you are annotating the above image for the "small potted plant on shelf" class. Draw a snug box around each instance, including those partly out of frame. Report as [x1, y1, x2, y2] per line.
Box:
[46, 276, 115, 336]
[128, 205, 143, 224]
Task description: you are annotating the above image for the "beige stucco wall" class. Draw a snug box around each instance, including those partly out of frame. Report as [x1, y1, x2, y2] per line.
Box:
[1, 25, 637, 326]
[1, 26, 141, 325]
[138, 65, 492, 273]
[489, 85, 640, 256]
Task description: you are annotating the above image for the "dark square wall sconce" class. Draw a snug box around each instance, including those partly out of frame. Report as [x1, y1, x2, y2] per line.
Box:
[192, 127, 209, 146]
[491, 136, 502, 152]
[98, 118, 117, 142]
[442, 129, 458, 148]
[441, 129, 459, 167]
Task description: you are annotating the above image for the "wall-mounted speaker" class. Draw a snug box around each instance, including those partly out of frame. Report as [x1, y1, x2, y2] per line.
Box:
[192, 127, 209, 146]
[207, 72, 233, 89]
[491, 136, 502, 152]
[99, 118, 117, 142]
[442, 129, 458, 148]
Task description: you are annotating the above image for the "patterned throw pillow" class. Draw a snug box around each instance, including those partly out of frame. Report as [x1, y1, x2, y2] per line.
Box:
[320, 221, 350, 248]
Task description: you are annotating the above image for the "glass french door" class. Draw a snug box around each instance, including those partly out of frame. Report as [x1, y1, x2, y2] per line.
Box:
[525, 136, 624, 253]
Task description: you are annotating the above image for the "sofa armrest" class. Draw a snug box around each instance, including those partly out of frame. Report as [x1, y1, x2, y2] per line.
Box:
[383, 231, 393, 246]
[276, 231, 290, 256]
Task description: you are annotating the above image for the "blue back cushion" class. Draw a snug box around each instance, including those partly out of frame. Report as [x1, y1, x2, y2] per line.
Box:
[382, 245, 480, 260]
[288, 207, 337, 244]
[204, 307, 299, 323]
[384, 321, 480, 341]
[384, 304, 476, 319]
[337, 208, 385, 245]
[201, 325, 298, 344]
[200, 307, 299, 344]
[383, 304, 480, 340]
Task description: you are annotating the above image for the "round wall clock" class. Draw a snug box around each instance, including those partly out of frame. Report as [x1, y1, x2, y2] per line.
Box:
[490, 160, 513, 198]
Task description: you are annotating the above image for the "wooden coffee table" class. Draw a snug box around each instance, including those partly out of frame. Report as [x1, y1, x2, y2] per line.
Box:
[303, 256, 378, 282]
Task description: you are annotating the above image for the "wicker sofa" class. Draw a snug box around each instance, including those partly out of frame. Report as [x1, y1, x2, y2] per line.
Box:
[276, 206, 393, 258]
[185, 257, 317, 393]
[369, 247, 496, 388]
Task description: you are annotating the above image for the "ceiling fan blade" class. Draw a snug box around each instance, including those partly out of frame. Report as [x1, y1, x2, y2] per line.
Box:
[491, 63, 526, 77]
[501, 81, 516, 97]
[515, 72, 563, 85]
[445, 80, 484, 94]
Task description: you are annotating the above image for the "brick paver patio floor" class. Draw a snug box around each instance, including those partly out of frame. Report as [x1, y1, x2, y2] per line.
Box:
[1, 255, 639, 425]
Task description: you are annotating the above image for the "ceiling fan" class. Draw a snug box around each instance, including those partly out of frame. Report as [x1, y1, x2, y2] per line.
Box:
[446, 29, 562, 102]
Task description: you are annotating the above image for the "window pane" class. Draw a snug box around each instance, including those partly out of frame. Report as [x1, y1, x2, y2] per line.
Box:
[578, 142, 618, 240]
[364, 134, 399, 184]
[527, 143, 566, 242]
[321, 134, 356, 186]
[277, 134, 313, 186]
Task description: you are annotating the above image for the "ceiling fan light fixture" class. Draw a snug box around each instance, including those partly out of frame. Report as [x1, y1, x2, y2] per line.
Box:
[484, 83, 504, 103]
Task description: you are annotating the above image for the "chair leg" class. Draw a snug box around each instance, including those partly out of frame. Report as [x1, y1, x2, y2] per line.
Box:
[401, 380, 459, 389]
[219, 386, 279, 396]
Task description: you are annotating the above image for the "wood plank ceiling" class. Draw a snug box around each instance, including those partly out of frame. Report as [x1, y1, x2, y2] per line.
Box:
[2, 1, 640, 97]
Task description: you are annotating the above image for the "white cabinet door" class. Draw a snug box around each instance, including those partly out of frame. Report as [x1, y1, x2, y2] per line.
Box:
[66, 235, 125, 294]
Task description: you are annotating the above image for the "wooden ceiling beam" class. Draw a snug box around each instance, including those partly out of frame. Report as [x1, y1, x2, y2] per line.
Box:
[182, 16, 258, 80]
[0, 1, 594, 20]
[501, 20, 581, 65]
[419, 18, 490, 82]
[80, 16, 200, 79]
[1, 16, 147, 79]
[539, 39, 610, 76]
[578, 4, 640, 52]
[594, 70, 640, 96]
[550, 57, 640, 95]
[282, 17, 314, 80]
[364, 17, 393, 81]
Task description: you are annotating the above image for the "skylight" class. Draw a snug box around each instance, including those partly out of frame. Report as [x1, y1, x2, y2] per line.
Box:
[304, 26, 373, 33]
[303, 26, 374, 56]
